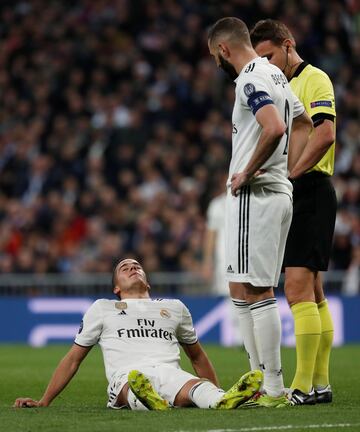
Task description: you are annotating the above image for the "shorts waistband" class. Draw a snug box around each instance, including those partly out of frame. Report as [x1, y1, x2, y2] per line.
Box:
[293, 171, 329, 184]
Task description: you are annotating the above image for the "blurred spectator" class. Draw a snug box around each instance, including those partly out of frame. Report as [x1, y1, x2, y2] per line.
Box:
[0, 0, 358, 296]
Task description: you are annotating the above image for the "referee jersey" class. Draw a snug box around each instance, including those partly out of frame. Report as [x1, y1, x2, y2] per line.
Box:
[290, 62, 336, 176]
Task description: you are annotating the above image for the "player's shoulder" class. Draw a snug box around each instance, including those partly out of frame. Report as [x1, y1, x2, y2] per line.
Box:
[237, 58, 284, 93]
[153, 298, 189, 311]
[152, 297, 183, 306]
[91, 298, 118, 310]
[238, 57, 271, 82]
[302, 64, 333, 85]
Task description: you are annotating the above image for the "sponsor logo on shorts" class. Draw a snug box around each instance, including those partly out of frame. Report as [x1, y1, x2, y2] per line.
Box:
[227, 265, 234, 273]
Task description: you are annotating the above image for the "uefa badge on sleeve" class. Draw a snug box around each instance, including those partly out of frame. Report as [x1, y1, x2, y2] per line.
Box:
[244, 83, 256, 97]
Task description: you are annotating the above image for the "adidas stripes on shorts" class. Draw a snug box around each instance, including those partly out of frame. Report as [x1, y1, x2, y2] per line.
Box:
[225, 184, 292, 287]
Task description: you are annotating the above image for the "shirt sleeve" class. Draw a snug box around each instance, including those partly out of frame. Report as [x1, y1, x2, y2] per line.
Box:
[238, 75, 274, 116]
[292, 93, 305, 118]
[74, 300, 103, 347]
[303, 71, 336, 120]
[176, 301, 198, 345]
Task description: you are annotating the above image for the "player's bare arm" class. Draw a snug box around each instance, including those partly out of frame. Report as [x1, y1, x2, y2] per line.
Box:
[289, 119, 335, 179]
[288, 111, 313, 172]
[231, 104, 286, 195]
[181, 341, 220, 387]
[14, 344, 92, 408]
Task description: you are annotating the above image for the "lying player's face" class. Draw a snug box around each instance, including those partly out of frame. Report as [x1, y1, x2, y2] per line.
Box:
[116, 259, 148, 289]
[254, 40, 288, 72]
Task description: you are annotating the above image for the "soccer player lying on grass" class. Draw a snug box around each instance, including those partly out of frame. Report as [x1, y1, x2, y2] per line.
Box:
[14, 258, 262, 410]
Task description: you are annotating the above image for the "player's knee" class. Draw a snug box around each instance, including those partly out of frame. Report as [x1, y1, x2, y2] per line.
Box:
[245, 283, 273, 300]
[229, 282, 247, 299]
[174, 379, 202, 407]
[285, 270, 316, 305]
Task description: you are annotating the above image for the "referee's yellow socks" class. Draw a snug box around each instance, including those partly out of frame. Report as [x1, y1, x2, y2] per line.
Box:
[290, 302, 321, 394]
[313, 299, 334, 388]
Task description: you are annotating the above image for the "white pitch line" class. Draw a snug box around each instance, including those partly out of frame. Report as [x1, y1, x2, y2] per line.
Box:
[178, 423, 360, 432]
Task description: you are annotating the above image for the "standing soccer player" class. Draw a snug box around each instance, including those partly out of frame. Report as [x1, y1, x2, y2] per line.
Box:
[208, 17, 311, 407]
[251, 19, 337, 405]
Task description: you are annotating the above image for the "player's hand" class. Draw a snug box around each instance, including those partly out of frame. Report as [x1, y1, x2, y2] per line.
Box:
[254, 169, 266, 178]
[231, 172, 250, 196]
[13, 398, 42, 408]
[231, 169, 266, 196]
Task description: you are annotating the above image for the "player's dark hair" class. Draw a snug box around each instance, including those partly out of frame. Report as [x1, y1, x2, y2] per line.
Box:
[208, 17, 251, 47]
[250, 19, 294, 48]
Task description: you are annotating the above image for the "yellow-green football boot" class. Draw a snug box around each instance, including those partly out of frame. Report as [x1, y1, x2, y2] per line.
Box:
[242, 392, 291, 408]
[215, 370, 263, 409]
[128, 370, 170, 410]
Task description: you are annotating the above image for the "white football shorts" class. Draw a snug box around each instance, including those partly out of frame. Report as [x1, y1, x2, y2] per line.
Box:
[107, 364, 198, 408]
[225, 184, 292, 287]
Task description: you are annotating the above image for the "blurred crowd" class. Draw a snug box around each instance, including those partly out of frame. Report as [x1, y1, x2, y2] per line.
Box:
[0, 0, 359, 291]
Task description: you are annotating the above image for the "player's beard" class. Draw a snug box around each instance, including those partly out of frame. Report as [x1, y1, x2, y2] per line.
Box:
[219, 54, 238, 81]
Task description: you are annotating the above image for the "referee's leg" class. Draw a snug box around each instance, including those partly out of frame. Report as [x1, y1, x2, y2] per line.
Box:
[284, 267, 321, 395]
[313, 273, 334, 394]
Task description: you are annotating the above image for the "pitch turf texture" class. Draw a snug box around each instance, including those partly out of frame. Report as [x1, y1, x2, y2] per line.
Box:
[1, 345, 359, 432]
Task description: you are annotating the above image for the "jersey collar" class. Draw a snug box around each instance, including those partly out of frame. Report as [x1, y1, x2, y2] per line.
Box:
[290, 61, 309, 81]
[234, 56, 265, 83]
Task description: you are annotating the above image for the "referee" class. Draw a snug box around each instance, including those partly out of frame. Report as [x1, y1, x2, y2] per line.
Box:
[251, 20, 337, 405]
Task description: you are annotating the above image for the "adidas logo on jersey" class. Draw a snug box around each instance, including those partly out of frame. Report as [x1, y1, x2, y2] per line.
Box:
[118, 310, 127, 315]
[227, 265, 234, 273]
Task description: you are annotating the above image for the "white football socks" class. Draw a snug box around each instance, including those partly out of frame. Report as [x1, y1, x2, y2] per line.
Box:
[249, 298, 284, 397]
[189, 381, 225, 408]
[232, 298, 261, 371]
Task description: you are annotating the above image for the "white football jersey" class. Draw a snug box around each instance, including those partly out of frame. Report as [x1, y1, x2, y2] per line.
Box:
[74, 298, 198, 382]
[230, 57, 305, 196]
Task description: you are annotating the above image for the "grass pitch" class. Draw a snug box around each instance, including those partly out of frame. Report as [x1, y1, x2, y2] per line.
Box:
[1, 344, 360, 432]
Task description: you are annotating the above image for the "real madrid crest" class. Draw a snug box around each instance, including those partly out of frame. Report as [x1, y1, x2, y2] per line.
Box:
[115, 301, 128, 310]
[160, 309, 171, 319]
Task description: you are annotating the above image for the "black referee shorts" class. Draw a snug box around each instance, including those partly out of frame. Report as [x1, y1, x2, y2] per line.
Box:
[283, 172, 337, 271]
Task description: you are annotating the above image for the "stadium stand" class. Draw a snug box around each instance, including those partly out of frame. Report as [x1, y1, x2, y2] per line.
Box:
[0, 0, 359, 294]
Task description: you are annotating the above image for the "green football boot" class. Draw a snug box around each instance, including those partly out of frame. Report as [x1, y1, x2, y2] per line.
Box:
[128, 370, 170, 411]
[215, 370, 263, 409]
[242, 392, 291, 408]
